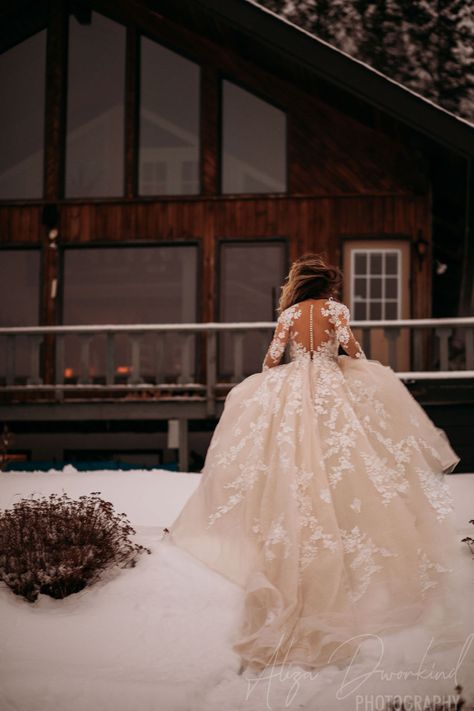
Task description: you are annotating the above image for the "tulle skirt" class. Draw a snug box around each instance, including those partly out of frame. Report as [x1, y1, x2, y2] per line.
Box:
[162, 354, 468, 672]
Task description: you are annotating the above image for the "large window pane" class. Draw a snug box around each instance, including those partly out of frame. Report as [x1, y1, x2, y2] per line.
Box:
[62, 246, 198, 381]
[139, 38, 200, 196]
[219, 241, 287, 376]
[0, 32, 46, 199]
[65, 12, 125, 197]
[0, 249, 40, 383]
[222, 80, 286, 194]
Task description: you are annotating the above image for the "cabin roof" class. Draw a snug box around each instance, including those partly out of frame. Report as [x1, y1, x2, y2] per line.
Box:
[155, 0, 474, 157]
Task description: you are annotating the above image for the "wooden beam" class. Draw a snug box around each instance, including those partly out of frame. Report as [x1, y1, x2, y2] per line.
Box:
[124, 25, 139, 198]
[42, 0, 68, 385]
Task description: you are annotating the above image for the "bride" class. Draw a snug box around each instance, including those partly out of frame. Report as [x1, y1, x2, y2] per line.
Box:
[161, 253, 465, 674]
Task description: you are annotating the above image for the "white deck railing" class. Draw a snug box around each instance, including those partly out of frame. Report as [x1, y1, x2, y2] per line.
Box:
[1, 317, 473, 415]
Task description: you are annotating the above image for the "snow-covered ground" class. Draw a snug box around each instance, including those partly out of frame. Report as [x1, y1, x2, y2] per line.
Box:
[0, 467, 473, 711]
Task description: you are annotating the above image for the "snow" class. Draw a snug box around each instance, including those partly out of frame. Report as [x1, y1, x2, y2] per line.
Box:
[1, 467, 474, 711]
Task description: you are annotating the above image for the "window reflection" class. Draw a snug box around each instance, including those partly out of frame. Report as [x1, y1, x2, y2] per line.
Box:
[65, 12, 125, 197]
[0, 249, 40, 382]
[222, 80, 286, 194]
[219, 241, 287, 376]
[62, 246, 198, 381]
[0, 31, 46, 199]
[139, 38, 200, 195]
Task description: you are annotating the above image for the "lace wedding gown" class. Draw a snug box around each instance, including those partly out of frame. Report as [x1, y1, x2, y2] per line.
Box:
[162, 297, 465, 672]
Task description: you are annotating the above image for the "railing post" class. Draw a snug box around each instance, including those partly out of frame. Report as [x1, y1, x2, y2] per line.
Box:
[78, 334, 92, 385]
[27, 335, 44, 385]
[179, 418, 188, 472]
[5, 335, 15, 386]
[232, 332, 244, 383]
[361, 328, 371, 359]
[206, 330, 217, 417]
[55, 334, 64, 401]
[155, 332, 165, 385]
[465, 329, 474, 370]
[436, 327, 452, 371]
[128, 332, 144, 385]
[178, 333, 194, 384]
[384, 327, 400, 371]
[413, 328, 424, 371]
[106, 332, 115, 386]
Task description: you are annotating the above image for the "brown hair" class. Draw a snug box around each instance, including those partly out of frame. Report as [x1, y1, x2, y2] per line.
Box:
[277, 252, 343, 314]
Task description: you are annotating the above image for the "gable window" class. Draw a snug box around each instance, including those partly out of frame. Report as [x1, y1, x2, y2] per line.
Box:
[65, 12, 126, 198]
[221, 80, 286, 195]
[139, 38, 200, 196]
[0, 31, 46, 199]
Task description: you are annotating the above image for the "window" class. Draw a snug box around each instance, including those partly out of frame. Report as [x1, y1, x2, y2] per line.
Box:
[0, 31, 46, 199]
[343, 240, 410, 370]
[351, 248, 401, 320]
[139, 38, 200, 196]
[219, 240, 287, 376]
[0, 248, 41, 382]
[61, 245, 198, 382]
[65, 12, 126, 197]
[221, 80, 286, 194]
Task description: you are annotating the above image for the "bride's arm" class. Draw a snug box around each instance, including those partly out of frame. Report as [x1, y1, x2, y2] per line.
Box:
[262, 310, 292, 371]
[330, 303, 366, 359]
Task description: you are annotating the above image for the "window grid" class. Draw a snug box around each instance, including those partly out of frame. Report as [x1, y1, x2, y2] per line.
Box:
[350, 248, 402, 321]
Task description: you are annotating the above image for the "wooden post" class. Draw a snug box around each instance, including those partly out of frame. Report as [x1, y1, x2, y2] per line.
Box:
[42, 0, 68, 386]
[179, 419, 189, 472]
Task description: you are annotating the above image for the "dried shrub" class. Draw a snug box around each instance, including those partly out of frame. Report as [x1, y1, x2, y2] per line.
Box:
[0, 491, 151, 602]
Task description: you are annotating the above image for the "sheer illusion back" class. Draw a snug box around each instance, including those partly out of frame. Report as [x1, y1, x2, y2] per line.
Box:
[263, 296, 365, 371]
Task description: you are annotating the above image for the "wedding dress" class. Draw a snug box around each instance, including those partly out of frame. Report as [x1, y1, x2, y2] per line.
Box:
[161, 296, 466, 672]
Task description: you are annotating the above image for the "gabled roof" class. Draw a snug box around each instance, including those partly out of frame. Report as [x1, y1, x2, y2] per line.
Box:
[155, 0, 474, 157]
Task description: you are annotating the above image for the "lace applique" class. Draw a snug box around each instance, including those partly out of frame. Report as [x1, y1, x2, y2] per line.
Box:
[262, 304, 302, 371]
[321, 297, 366, 359]
[252, 512, 292, 562]
[415, 467, 454, 522]
[319, 487, 331, 503]
[417, 548, 453, 594]
[350, 497, 362, 513]
[360, 451, 410, 505]
[341, 526, 398, 602]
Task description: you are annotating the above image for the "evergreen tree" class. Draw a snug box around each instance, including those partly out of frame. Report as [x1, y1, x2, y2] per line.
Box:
[255, 0, 474, 123]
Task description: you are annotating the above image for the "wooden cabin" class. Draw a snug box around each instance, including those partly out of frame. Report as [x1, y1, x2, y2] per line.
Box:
[0, 0, 473, 470]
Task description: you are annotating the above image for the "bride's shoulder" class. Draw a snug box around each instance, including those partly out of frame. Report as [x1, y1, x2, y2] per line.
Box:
[278, 302, 303, 324]
[320, 297, 350, 319]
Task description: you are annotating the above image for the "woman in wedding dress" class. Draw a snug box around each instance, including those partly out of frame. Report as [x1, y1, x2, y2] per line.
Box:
[162, 253, 466, 674]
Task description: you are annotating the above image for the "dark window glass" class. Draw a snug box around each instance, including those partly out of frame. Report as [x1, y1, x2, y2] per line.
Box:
[65, 12, 125, 197]
[354, 253, 366, 275]
[385, 302, 398, 319]
[219, 241, 287, 376]
[370, 301, 382, 319]
[139, 38, 200, 195]
[222, 80, 286, 194]
[354, 301, 366, 320]
[386, 253, 398, 275]
[385, 277, 398, 299]
[0, 249, 40, 382]
[62, 246, 198, 381]
[371, 277, 382, 299]
[370, 253, 382, 274]
[0, 31, 46, 199]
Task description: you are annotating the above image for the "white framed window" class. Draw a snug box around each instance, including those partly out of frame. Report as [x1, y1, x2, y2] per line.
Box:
[350, 248, 402, 320]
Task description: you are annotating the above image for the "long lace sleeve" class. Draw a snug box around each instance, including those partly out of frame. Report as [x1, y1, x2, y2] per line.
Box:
[262, 308, 293, 371]
[328, 301, 366, 359]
